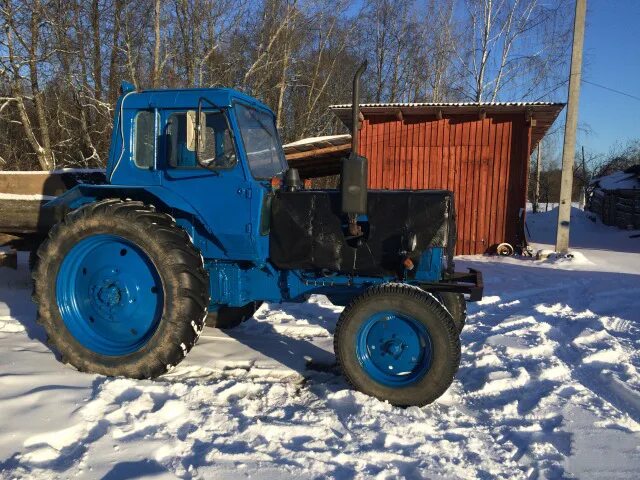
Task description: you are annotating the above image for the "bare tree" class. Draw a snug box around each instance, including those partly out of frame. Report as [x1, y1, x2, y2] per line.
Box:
[458, 0, 572, 102]
[0, 0, 575, 170]
[1, 0, 55, 169]
[107, 0, 124, 105]
[295, 1, 356, 137]
[363, 0, 462, 104]
[152, 0, 161, 87]
[90, 0, 103, 100]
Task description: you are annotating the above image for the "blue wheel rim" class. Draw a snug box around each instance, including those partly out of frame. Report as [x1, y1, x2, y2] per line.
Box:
[56, 234, 164, 356]
[356, 311, 432, 387]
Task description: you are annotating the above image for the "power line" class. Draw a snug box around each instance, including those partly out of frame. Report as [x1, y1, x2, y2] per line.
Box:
[532, 79, 569, 102]
[531, 79, 640, 103]
[582, 80, 640, 102]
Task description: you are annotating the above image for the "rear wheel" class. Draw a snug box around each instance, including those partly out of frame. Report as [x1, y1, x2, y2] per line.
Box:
[334, 284, 460, 407]
[33, 199, 209, 378]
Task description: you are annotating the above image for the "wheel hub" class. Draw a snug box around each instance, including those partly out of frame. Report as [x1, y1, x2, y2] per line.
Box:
[98, 282, 122, 307]
[56, 234, 163, 356]
[356, 311, 432, 387]
[88, 267, 139, 319]
[382, 339, 406, 358]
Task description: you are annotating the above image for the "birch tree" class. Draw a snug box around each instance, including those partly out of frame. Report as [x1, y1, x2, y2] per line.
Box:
[1, 0, 55, 170]
[459, 0, 572, 102]
[0, 0, 573, 170]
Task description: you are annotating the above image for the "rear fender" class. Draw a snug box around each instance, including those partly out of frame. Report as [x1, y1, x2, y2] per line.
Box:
[45, 184, 200, 217]
[45, 185, 227, 256]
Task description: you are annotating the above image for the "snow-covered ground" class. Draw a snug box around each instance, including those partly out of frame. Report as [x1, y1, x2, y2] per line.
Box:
[0, 208, 639, 479]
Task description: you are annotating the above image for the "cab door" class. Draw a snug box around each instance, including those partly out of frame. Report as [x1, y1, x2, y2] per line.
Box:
[161, 109, 255, 260]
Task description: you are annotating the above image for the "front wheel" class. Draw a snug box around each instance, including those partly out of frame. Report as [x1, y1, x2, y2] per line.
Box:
[334, 284, 460, 407]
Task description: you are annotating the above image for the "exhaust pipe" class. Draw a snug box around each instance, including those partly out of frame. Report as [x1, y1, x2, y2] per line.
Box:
[342, 61, 368, 237]
[351, 61, 367, 156]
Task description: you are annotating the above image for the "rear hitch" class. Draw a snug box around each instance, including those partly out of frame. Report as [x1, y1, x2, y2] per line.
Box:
[418, 269, 484, 302]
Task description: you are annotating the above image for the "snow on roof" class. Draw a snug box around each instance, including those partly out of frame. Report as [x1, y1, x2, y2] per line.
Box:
[283, 134, 351, 148]
[592, 169, 640, 191]
[329, 101, 564, 109]
[283, 134, 351, 178]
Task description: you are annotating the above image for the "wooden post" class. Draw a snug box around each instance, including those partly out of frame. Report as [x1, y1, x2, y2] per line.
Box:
[533, 143, 541, 213]
[556, 0, 586, 253]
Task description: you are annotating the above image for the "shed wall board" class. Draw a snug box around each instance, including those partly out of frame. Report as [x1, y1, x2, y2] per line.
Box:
[358, 114, 530, 255]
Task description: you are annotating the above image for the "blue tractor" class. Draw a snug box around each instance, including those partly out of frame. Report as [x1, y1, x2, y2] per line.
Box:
[33, 63, 482, 406]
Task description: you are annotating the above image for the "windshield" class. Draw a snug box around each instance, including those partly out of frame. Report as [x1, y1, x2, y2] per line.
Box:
[235, 103, 287, 179]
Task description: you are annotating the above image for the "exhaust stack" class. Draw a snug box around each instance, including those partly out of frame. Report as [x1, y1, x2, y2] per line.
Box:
[341, 61, 368, 237]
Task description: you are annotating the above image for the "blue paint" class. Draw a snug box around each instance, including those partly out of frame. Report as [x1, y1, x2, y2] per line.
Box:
[56, 234, 164, 356]
[414, 247, 444, 283]
[46, 85, 459, 316]
[356, 311, 432, 387]
[120, 81, 135, 94]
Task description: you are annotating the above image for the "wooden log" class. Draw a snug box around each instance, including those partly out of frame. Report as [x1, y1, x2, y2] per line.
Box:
[0, 170, 105, 247]
[0, 170, 105, 196]
[0, 199, 57, 234]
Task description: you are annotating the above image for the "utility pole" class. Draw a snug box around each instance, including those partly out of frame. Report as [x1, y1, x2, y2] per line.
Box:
[533, 143, 542, 213]
[580, 146, 587, 209]
[556, 0, 586, 253]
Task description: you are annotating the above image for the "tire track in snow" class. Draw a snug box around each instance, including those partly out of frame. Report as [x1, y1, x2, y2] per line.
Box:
[2, 253, 640, 479]
[456, 263, 640, 479]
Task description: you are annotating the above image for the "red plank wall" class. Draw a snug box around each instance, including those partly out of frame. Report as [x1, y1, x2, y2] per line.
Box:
[358, 114, 532, 255]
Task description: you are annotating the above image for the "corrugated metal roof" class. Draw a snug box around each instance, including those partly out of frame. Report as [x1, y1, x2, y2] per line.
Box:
[330, 101, 564, 108]
[330, 102, 565, 155]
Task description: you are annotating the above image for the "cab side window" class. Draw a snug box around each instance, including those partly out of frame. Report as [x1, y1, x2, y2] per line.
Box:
[133, 111, 155, 168]
[167, 112, 236, 169]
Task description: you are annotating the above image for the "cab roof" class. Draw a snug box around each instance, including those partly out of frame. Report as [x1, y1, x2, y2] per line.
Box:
[120, 87, 274, 115]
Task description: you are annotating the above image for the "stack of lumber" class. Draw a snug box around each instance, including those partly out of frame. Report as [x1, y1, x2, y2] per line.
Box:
[588, 167, 640, 230]
[0, 169, 104, 247]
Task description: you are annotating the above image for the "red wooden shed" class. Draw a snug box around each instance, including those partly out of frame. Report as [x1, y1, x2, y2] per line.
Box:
[323, 102, 564, 255]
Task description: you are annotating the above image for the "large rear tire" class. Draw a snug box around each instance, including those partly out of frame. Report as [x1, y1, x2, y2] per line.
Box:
[334, 284, 460, 407]
[33, 199, 210, 378]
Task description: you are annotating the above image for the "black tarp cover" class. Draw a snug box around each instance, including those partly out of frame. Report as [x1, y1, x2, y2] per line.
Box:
[270, 190, 456, 276]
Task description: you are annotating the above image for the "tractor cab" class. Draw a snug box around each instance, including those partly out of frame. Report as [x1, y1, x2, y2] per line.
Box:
[107, 84, 287, 186]
[103, 85, 288, 261]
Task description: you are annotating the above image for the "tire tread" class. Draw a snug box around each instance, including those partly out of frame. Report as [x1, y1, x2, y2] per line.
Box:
[334, 283, 460, 406]
[32, 199, 209, 379]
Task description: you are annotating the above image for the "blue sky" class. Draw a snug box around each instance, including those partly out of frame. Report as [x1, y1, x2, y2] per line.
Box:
[344, 0, 636, 159]
[578, 0, 640, 156]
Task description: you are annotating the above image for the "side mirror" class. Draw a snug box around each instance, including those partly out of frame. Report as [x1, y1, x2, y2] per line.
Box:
[186, 110, 206, 152]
